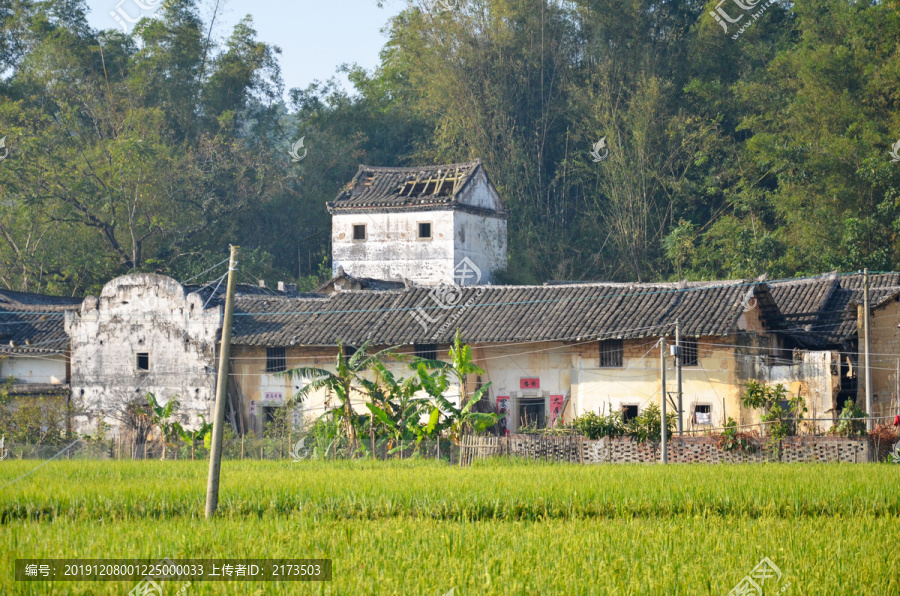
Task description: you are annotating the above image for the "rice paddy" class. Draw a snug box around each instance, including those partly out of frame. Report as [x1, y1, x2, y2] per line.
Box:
[2, 460, 898, 594]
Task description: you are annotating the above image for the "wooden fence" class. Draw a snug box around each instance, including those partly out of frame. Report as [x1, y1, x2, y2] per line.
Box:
[459, 434, 583, 466]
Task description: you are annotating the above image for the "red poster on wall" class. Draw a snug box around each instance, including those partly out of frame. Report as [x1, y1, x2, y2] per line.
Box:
[519, 378, 540, 390]
[497, 396, 510, 436]
[550, 395, 564, 427]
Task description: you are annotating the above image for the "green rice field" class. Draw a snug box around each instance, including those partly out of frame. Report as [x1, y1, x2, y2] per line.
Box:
[2, 460, 899, 594]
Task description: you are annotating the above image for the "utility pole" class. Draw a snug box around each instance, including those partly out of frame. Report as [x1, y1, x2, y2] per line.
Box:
[660, 336, 667, 464]
[863, 268, 873, 432]
[206, 246, 239, 519]
[675, 319, 683, 436]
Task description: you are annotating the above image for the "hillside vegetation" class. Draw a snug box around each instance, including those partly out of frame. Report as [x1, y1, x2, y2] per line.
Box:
[1, 0, 899, 294]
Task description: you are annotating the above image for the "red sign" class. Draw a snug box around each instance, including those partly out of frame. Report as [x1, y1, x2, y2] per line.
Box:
[550, 395, 564, 426]
[497, 396, 510, 436]
[519, 378, 540, 390]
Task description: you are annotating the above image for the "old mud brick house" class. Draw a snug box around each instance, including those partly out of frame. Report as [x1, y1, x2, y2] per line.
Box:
[228, 279, 843, 435]
[6, 160, 897, 438]
[63, 273, 300, 437]
[328, 160, 507, 286]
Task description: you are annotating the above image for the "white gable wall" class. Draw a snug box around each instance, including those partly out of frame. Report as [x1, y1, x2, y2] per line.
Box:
[453, 211, 506, 284]
[66, 274, 221, 436]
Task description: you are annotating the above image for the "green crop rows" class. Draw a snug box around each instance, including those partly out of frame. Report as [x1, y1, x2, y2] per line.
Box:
[2, 460, 898, 594]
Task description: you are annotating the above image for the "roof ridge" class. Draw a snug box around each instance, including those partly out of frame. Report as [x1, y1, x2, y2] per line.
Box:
[354, 159, 481, 173]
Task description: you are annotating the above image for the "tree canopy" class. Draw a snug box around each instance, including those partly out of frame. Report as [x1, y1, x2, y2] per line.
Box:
[0, 0, 898, 294]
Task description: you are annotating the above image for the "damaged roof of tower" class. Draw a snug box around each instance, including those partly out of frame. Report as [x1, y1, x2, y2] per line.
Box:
[327, 159, 506, 215]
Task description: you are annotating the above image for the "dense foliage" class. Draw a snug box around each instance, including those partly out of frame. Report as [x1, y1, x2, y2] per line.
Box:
[568, 404, 676, 443]
[1, 0, 899, 294]
[280, 331, 501, 457]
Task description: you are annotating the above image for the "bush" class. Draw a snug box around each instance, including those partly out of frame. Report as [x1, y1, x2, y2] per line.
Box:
[626, 403, 676, 444]
[830, 399, 867, 438]
[716, 417, 757, 453]
[568, 411, 625, 440]
[741, 381, 806, 440]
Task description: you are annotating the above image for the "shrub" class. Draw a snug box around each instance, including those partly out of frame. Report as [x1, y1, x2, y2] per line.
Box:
[741, 381, 806, 440]
[716, 417, 757, 453]
[568, 411, 625, 439]
[830, 399, 867, 438]
[626, 403, 676, 444]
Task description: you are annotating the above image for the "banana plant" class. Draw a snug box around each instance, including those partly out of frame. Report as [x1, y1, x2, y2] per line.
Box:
[416, 361, 502, 444]
[177, 415, 212, 460]
[413, 331, 503, 442]
[364, 360, 436, 454]
[147, 392, 182, 460]
[279, 341, 398, 448]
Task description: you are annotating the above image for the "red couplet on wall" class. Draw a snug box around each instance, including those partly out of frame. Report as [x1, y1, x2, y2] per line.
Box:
[550, 395, 564, 426]
[497, 396, 510, 436]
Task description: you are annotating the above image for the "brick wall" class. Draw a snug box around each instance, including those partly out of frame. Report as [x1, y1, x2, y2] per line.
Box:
[581, 436, 877, 464]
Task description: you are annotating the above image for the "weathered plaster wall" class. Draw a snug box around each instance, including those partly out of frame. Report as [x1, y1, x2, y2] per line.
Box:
[572, 337, 744, 432]
[763, 351, 841, 430]
[331, 170, 507, 285]
[861, 297, 900, 419]
[455, 169, 503, 211]
[229, 339, 763, 435]
[0, 355, 67, 384]
[332, 210, 456, 284]
[65, 274, 221, 436]
[453, 211, 506, 283]
[475, 343, 573, 430]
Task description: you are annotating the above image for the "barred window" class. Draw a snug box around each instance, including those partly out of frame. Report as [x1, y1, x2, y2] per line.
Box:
[598, 339, 623, 368]
[265, 347, 286, 373]
[681, 339, 698, 367]
[414, 343, 438, 361]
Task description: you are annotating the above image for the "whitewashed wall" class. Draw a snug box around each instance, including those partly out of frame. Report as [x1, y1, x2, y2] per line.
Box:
[0, 355, 67, 385]
[332, 210, 457, 284]
[65, 274, 221, 436]
[331, 168, 507, 285]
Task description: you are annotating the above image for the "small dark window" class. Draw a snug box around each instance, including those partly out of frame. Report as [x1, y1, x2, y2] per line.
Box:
[599, 339, 623, 368]
[266, 347, 286, 373]
[622, 405, 639, 422]
[694, 404, 711, 425]
[136, 352, 150, 371]
[681, 339, 698, 367]
[353, 224, 367, 240]
[343, 344, 359, 360]
[418, 222, 432, 239]
[414, 343, 438, 361]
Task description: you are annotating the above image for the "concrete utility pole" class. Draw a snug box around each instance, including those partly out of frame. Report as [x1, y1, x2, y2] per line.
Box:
[863, 268, 873, 432]
[675, 319, 683, 436]
[660, 336, 667, 464]
[206, 246, 239, 519]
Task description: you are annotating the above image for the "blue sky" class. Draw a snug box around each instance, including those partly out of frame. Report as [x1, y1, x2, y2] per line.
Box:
[85, 0, 405, 93]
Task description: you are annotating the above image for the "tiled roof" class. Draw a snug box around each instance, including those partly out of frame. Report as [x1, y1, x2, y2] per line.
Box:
[314, 270, 408, 294]
[327, 160, 494, 213]
[0, 290, 82, 355]
[825, 273, 900, 343]
[231, 281, 776, 347]
[183, 282, 309, 310]
[769, 272, 900, 347]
